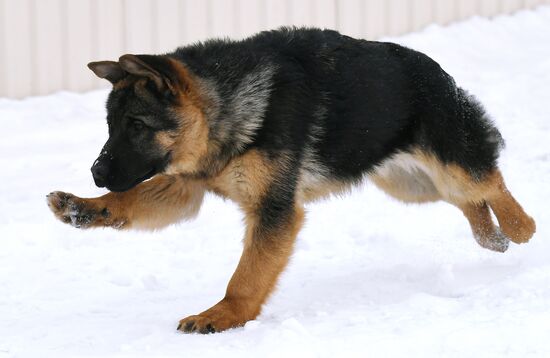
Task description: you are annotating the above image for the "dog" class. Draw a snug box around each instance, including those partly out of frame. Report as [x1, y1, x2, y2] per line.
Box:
[47, 27, 536, 334]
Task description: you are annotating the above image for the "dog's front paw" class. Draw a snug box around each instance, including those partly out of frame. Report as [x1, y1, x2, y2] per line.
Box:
[177, 315, 219, 334]
[47, 191, 103, 228]
[177, 299, 253, 334]
[46, 191, 126, 229]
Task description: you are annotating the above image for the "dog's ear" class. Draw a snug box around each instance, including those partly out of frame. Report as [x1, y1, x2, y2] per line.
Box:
[87, 61, 125, 84]
[118, 54, 179, 95]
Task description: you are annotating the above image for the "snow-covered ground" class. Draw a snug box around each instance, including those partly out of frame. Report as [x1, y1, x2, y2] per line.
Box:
[1, 7, 550, 358]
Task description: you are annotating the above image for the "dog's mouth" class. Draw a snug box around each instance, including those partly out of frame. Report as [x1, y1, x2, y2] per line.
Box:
[132, 167, 158, 187]
[107, 168, 157, 192]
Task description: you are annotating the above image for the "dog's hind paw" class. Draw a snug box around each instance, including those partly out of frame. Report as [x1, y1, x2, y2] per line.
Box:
[475, 228, 510, 253]
[46, 191, 126, 229]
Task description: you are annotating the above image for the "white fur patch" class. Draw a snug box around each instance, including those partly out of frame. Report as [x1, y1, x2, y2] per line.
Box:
[373, 152, 429, 177]
[370, 151, 440, 199]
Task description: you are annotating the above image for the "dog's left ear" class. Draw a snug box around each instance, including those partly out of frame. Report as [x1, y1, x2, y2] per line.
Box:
[118, 54, 179, 96]
[88, 61, 125, 84]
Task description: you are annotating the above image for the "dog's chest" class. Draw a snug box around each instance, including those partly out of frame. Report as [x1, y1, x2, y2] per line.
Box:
[206, 150, 274, 209]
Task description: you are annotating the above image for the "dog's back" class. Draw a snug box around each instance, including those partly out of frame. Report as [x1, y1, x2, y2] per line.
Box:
[172, 28, 499, 182]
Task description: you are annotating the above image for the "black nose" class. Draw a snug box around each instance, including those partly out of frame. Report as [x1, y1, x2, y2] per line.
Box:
[91, 160, 109, 188]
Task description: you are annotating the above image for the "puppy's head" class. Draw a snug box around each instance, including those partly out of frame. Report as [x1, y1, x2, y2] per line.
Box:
[88, 55, 209, 192]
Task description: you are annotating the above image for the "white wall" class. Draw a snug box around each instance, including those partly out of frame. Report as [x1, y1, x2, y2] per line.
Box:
[0, 0, 548, 98]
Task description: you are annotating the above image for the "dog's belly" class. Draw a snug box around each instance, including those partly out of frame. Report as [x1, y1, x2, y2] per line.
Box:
[297, 150, 443, 204]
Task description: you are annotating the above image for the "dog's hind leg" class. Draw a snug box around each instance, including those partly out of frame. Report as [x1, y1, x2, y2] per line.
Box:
[484, 170, 536, 244]
[47, 175, 206, 230]
[412, 151, 536, 250]
[371, 151, 535, 251]
[370, 154, 507, 251]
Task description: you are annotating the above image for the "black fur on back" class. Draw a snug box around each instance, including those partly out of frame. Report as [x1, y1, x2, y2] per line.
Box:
[171, 27, 504, 184]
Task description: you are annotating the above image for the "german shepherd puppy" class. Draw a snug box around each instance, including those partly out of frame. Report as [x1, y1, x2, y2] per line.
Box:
[47, 28, 536, 334]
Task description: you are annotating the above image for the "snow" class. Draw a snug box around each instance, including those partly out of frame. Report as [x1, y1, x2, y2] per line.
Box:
[1, 6, 550, 358]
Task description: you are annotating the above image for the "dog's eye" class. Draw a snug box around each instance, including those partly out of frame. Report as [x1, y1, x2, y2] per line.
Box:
[131, 118, 146, 131]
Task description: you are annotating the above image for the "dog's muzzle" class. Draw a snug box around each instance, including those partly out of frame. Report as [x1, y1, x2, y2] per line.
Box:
[91, 153, 111, 188]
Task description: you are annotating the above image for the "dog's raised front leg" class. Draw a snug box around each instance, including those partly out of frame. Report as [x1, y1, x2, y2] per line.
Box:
[47, 175, 205, 230]
[177, 204, 304, 334]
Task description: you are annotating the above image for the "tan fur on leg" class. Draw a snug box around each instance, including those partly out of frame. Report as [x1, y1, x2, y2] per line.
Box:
[458, 201, 509, 252]
[177, 205, 305, 333]
[415, 153, 536, 245]
[47, 175, 205, 230]
[369, 149, 535, 248]
[484, 171, 536, 244]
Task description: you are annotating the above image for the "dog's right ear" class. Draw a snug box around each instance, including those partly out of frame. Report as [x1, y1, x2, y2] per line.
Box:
[87, 61, 126, 84]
